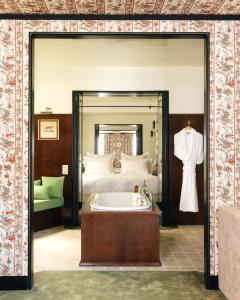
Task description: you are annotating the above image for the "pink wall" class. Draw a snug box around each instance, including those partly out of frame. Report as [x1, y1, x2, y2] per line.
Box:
[0, 19, 239, 276]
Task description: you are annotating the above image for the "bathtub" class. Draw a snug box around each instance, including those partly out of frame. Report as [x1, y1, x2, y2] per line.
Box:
[90, 192, 152, 212]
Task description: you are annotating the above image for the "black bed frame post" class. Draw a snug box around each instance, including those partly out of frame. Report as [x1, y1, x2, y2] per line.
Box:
[94, 124, 99, 154]
[137, 124, 143, 155]
[71, 91, 80, 226]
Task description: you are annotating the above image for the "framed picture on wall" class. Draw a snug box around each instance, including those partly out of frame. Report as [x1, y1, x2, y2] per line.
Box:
[38, 119, 59, 140]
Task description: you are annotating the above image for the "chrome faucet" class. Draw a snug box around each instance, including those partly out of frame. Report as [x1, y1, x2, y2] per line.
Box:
[140, 180, 152, 208]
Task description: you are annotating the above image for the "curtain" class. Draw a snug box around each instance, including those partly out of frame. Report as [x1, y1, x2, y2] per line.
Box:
[104, 133, 133, 168]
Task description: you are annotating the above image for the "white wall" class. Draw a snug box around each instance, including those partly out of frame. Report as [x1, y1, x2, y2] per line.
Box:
[34, 65, 204, 114]
[83, 112, 160, 160]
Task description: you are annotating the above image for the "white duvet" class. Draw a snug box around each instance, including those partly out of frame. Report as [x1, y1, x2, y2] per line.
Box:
[81, 173, 160, 195]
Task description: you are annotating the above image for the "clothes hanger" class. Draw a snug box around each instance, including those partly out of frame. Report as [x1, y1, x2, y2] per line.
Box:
[185, 120, 193, 132]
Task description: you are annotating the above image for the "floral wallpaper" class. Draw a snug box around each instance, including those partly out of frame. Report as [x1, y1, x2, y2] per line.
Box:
[0, 0, 239, 15]
[0, 19, 239, 277]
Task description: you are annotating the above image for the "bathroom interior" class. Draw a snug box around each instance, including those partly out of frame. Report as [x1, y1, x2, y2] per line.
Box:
[33, 36, 204, 272]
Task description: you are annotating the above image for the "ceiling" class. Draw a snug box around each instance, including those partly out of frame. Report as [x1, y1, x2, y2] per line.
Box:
[35, 38, 204, 67]
[0, 0, 239, 15]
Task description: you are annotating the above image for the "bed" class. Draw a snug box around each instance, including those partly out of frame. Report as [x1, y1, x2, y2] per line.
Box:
[80, 153, 161, 203]
[81, 173, 161, 203]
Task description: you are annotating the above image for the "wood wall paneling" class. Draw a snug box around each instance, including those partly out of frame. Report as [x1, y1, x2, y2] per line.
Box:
[168, 114, 204, 225]
[34, 114, 72, 224]
[34, 113, 203, 226]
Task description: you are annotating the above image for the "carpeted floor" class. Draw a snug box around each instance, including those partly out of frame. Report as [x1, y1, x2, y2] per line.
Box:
[34, 225, 204, 272]
[0, 271, 226, 300]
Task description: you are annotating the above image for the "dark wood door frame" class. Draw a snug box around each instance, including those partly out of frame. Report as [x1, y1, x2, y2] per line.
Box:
[24, 32, 211, 291]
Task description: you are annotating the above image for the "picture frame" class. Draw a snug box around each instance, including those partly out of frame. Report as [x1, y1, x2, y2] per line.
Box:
[38, 119, 59, 140]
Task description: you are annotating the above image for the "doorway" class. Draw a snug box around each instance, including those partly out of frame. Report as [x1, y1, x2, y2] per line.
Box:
[30, 33, 209, 287]
[72, 90, 169, 227]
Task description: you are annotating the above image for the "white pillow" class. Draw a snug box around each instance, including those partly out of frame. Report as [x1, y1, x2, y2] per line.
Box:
[121, 152, 149, 160]
[121, 158, 151, 175]
[84, 156, 113, 175]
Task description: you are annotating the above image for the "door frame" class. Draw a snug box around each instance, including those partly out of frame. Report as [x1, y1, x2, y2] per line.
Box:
[72, 90, 169, 226]
[29, 32, 210, 289]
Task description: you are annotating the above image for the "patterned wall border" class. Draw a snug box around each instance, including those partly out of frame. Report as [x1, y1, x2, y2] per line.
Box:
[0, 0, 239, 15]
[0, 19, 239, 276]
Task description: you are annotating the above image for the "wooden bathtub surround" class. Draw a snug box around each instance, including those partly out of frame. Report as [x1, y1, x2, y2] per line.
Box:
[80, 203, 161, 266]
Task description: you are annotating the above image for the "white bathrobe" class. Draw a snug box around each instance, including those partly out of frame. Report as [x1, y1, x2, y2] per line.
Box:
[174, 128, 203, 212]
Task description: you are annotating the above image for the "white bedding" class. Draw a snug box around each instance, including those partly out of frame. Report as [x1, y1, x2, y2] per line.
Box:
[81, 173, 160, 195]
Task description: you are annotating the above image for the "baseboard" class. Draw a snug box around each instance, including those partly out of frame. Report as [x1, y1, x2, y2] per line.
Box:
[64, 222, 80, 228]
[0, 276, 30, 290]
[205, 275, 219, 290]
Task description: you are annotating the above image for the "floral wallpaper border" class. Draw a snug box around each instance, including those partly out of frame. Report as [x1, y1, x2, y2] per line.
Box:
[0, 19, 239, 276]
[0, 0, 239, 15]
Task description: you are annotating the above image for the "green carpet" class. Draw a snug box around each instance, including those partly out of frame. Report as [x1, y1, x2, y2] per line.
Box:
[0, 271, 226, 300]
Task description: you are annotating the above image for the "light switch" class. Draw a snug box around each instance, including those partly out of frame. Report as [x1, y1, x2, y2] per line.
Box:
[62, 165, 68, 175]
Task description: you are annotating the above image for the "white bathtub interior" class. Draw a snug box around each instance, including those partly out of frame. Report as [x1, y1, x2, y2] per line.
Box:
[90, 192, 152, 211]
